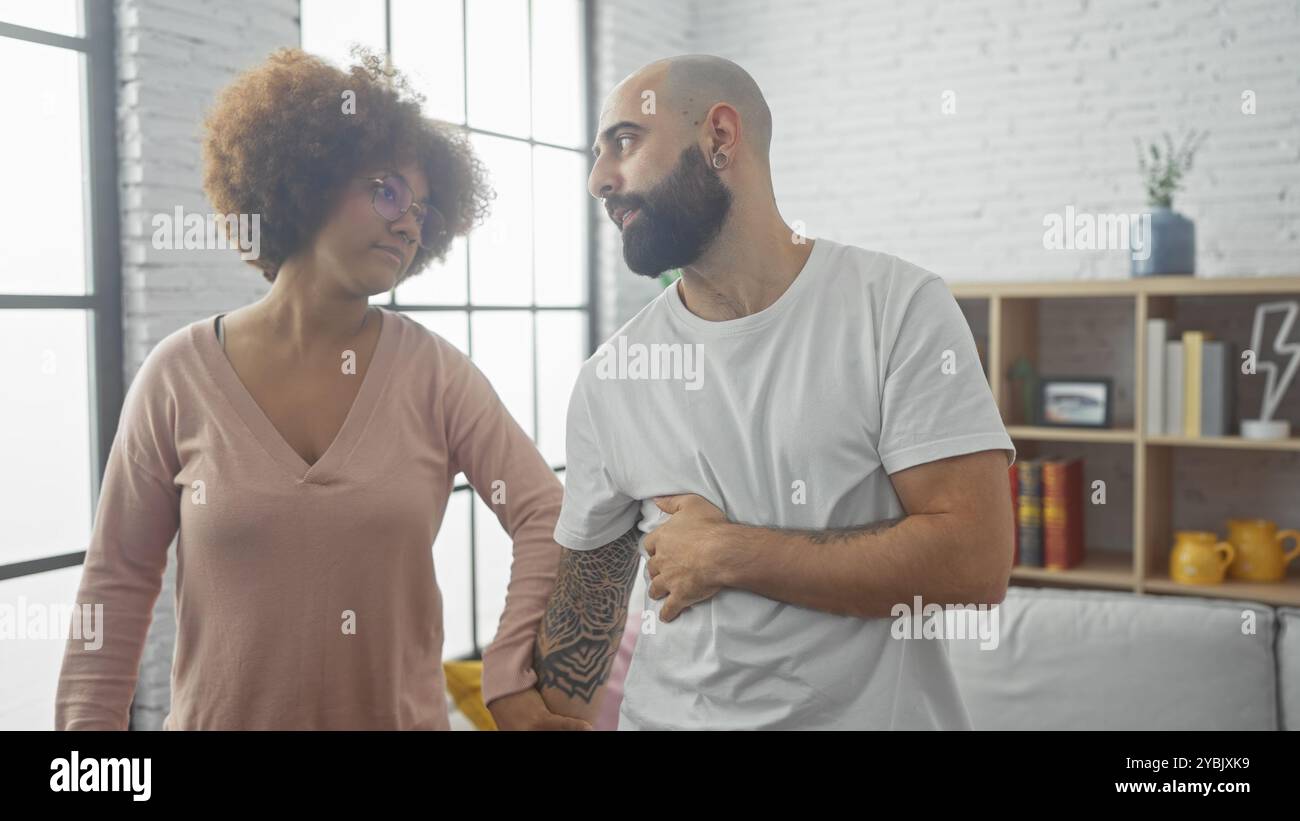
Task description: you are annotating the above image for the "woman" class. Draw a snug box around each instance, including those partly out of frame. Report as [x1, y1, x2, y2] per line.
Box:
[54, 48, 584, 730]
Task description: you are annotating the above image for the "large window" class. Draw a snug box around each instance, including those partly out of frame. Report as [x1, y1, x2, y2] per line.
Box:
[302, 0, 594, 659]
[0, 1, 122, 727]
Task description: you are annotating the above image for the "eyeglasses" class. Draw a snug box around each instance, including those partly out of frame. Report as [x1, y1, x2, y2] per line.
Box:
[362, 175, 447, 250]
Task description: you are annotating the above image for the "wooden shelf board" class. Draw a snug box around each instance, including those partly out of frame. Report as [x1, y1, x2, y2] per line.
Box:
[1142, 576, 1300, 607]
[1012, 548, 1135, 588]
[1007, 430, 1300, 450]
[1007, 425, 1136, 443]
[946, 275, 1300, 299]
[1145, 434, 1300, 452]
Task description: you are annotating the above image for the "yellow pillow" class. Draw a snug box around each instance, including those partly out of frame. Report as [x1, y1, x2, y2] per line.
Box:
[442, 660, 497, 730]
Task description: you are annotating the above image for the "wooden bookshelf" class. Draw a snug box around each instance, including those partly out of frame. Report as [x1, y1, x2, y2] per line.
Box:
[950, 274, 1300, 607]
[1006, 426, 1137, 443]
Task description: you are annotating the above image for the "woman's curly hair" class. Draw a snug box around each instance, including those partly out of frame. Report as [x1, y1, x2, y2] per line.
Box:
[202, 46, 492, 283]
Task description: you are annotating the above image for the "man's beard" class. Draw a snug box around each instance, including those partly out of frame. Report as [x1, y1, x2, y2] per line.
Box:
[611, 146, 733, 277]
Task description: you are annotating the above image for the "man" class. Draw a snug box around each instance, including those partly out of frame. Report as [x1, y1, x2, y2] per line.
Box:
[534, 54, 1016, 730]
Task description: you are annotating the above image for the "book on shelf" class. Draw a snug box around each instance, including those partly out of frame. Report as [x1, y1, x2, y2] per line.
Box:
[1200, 339, 1236, 436]
[1159, 331, 1238, 438]
[1182, 330, 1209, 436]
[1015, 459, 1043, 567]
[1145, 318, 1169, 435]
[1041, 458, 1085, 570]
[1164, 340, 1183, 436]
[1013, 457, 1086, 570]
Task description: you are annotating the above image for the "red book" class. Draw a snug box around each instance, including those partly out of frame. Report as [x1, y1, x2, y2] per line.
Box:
[1009, 464, 1020, 565]
[1041, 458, 1085, 570]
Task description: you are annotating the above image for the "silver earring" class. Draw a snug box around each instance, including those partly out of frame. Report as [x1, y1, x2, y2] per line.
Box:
[712, 152, 728, 169]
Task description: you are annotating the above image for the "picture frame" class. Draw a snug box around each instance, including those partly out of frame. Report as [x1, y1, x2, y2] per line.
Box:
[1038, 376, 1113, 428]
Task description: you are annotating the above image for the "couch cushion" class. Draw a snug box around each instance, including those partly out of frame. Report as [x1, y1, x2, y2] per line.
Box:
[1278, 607, 1300, 731]
[947, 586, 1277, 730]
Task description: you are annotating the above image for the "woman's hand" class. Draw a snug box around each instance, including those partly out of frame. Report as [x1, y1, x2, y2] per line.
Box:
[487, 688, 592, 731]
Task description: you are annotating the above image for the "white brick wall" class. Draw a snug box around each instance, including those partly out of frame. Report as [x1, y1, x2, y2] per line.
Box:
[118, 0, 292, 372]
[598, 0, 1300, 321]
[673, 0, 1300, 288]
[117, 0, 296, 730]
[592, 0, 697, 337]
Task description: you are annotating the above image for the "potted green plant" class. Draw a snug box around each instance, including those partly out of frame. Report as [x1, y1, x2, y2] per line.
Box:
[1132, 130, 1207, 276]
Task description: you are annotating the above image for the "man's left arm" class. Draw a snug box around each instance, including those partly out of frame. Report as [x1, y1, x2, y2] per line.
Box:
[646, 449, 1014, 621]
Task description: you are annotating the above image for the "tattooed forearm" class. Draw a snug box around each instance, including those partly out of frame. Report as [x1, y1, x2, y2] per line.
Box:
[533, 526, 642, 705]
[800, 516, 907, 544]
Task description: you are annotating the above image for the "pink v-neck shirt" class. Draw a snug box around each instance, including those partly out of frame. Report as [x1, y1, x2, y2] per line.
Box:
[55, 308, 563, 730]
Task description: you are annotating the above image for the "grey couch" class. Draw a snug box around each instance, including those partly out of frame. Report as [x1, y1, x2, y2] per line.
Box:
[948, 585, 1300, 730]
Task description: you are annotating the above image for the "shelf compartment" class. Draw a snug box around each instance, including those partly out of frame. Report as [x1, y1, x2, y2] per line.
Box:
[1011, 547, 1136, 589]
[995, 296, 1136, 429]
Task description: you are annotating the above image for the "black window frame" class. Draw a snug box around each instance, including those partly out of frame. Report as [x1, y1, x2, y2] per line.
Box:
[302, 0, 599, 657]
[0, 1, 124, 583]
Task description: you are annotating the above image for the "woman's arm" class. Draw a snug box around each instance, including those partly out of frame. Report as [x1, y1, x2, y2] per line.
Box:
[55, 357, 181, 730]
[441, 344, 567, 721]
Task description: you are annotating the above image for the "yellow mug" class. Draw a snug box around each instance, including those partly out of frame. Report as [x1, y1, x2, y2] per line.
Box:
[1226, 518, 1300, 582]
[1170, 530, 1235, 584]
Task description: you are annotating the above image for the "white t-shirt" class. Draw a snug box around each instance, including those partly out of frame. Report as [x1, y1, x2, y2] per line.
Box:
[554, 237, 1016, 730]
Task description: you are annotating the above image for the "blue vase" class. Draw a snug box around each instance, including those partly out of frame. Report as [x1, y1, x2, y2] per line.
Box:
[1131, 206, 1195, 276]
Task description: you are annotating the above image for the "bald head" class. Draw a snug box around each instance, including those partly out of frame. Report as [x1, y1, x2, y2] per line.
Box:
[589, 55, 782, 275]
[612, 54, 773, 164]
